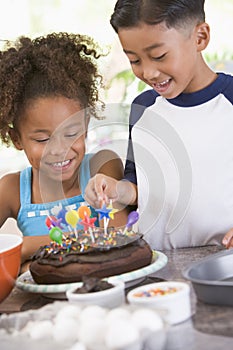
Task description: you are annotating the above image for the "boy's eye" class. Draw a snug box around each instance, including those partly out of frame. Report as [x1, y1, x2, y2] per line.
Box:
[152, 53, 166, 60]
[129, 59, 140, 65]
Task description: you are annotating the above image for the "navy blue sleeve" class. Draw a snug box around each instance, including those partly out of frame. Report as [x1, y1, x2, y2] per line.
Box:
[124, 89, 158, 184]
[222, 73, 233, 104]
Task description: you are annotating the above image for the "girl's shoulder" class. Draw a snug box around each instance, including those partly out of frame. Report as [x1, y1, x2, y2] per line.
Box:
[0, 171, 20, 188]
[89, 150, 123, 179]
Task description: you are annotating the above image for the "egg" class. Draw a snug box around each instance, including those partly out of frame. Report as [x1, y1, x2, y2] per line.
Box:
[27, 320, 53, 339]
[131, 308, 164, 332]
[52, 317, 79, 343]
[105, 318, 140, 350]
[105, 307, 131, 323]
[78, 317, 106, 349]
[79, 305, 107, 323]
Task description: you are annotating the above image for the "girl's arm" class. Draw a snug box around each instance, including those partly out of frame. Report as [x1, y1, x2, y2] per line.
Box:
[0, 173, 20, 228]
[0, 173, 51, 269]
[21, 235, 52, 263]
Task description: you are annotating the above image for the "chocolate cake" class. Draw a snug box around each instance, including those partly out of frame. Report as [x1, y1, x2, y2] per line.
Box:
[29, 228, 153, 284]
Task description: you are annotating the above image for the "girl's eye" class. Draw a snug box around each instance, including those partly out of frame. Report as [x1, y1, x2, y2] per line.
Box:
[65, 132, 79, 138]
[35, 138, 49, 143]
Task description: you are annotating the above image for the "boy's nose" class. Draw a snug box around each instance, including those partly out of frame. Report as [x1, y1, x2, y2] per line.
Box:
[142, 64, 159, 81]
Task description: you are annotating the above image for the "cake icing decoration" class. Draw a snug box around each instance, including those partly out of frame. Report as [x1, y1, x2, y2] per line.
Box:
[43, 202, 140, 257]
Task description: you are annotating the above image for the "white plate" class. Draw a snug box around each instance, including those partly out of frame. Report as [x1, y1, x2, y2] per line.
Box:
[16, 250, 167, 298]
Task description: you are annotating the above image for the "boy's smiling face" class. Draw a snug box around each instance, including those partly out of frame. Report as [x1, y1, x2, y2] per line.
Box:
[118, 22, 211, 98]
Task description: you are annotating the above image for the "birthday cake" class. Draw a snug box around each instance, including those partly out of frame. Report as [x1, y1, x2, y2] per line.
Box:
[29, 205, 153, 284]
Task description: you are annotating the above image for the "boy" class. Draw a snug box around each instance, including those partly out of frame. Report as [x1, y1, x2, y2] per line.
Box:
[85, 0, 233, 249]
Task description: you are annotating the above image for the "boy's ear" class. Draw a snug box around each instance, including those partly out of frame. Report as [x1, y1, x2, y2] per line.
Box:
[9, 128, 23, 150]
[195, 22, 210, 51]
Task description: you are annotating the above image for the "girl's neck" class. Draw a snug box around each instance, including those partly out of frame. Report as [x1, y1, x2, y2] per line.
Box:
[31, 169, 81, 204]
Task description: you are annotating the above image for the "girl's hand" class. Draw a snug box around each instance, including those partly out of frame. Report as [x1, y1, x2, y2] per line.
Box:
[222, 229, 233, 248]
[84, 174, 137, 209]
[84, 174, 119, 208]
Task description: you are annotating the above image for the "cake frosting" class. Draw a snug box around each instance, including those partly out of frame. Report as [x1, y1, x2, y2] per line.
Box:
[29, 205, 153, 284]
[30, 227, 153, 284]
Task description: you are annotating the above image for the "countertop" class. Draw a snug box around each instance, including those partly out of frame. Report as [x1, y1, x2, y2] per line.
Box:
[1, 245, 233, 349]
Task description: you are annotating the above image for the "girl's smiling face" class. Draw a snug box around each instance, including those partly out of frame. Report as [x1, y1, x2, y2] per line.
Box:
[12, 96, 87, 183]
[118, 22, 210, 98]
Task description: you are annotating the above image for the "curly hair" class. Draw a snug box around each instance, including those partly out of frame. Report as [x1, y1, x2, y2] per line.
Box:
[0, 32, 105, 146]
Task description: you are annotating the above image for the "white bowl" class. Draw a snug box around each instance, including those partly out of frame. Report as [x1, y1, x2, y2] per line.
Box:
[66, 278, 125, 308]
[127, 281, 191, 325]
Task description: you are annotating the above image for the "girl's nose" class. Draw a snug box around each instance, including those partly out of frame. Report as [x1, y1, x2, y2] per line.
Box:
[47, 136, 68, 156]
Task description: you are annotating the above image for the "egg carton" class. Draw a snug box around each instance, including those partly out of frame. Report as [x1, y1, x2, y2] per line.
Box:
[0, 300, 167, 350]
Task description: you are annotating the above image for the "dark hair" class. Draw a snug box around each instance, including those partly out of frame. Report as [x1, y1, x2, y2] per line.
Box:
[110, 0, 205, 32]
[0, 32, 104, 145]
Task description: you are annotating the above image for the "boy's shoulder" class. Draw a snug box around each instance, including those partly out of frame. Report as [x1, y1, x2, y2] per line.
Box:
[132, 88, 159, 107]
[220, 72, 233, 104]
[129, 73, 233, 125]
[130, 89, 159, 125]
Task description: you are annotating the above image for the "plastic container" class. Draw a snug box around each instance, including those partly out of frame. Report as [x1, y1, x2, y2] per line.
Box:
[66, 278, 125, 308]
[127, 281, 191, 325]
[0, 234, 23, 303]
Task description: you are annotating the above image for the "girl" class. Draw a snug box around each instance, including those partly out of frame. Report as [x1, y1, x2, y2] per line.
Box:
[0, 32, 128, 267]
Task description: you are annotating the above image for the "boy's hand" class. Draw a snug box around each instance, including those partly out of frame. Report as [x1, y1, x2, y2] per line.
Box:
[222, 229, 233, 248]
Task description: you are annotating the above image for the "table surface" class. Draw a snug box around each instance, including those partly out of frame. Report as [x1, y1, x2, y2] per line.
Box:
[1, 245, 233, 350]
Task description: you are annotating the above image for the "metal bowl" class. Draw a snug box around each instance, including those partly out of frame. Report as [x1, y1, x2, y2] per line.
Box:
[183, 249, 233, 306]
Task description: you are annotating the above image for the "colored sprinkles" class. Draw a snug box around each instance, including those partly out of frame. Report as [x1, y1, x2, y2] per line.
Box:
[133, 286, 180, 298]
[36, 228, 142, 260]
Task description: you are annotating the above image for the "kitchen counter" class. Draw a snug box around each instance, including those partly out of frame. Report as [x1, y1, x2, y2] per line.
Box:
[1, 245, 233, 349]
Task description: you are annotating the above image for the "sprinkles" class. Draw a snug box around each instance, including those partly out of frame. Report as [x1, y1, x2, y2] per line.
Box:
[32, 227, 143, 264]
[133, 286, 180, 298]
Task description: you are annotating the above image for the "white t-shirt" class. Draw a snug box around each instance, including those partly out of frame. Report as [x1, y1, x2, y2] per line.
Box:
[129, 73, 233, 249]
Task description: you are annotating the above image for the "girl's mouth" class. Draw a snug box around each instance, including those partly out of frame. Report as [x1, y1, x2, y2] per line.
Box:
[47, 159, 73, 171]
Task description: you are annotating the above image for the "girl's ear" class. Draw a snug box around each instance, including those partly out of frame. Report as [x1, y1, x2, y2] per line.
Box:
[9, 128, 23, 150]
[195, 22, 210, 52]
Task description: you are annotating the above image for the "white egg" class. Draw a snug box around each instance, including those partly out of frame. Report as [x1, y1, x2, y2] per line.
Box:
[55, 303, 81, 323]
[78, 317, 106, 348]
[52, 317, 79, 343]
[105, 307, 131, 324]
[68, 341, 87, 350]
[131, 308, 164, 333]
[28, 320, 53, 339]
[105, 318, 140, 349]
[79, 305, 107, 323]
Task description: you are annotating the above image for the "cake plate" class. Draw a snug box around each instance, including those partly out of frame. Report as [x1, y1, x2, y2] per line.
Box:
[15, 250, 168, 299]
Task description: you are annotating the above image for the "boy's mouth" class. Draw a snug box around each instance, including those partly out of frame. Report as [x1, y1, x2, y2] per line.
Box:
[152, 79, 171, 93]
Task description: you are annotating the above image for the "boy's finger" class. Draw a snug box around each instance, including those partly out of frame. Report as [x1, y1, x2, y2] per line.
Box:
[222, 228, 233, 248]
